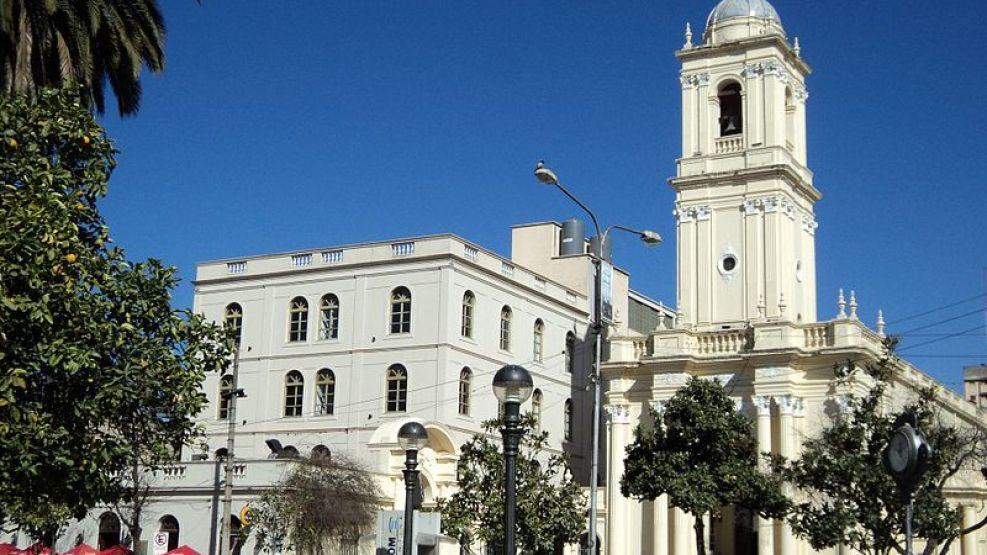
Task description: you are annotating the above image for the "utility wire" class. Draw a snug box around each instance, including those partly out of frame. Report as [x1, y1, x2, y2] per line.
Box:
[898, 324, 986, 353]
[885, 292, 986, 326]
[892, 308, 982, 335]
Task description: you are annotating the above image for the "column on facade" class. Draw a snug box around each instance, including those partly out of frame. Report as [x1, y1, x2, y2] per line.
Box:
[753, 395, 775, 555]
[652, 494, 669, 555]
[673, 506, 692, 555]
[606, 404, 632, 555]
[961, 505, 978, 555]
[777, 395, 801, 555]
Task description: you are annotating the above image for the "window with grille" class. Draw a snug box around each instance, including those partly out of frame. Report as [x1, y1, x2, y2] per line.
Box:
[218, 375, 234, 419]
[532, 389, 543, 433]
[288, 297, 308, 342]
[390, 287, 412, 334]
[319, 294, 340, 340]
[564, 399, 573, 441]
[224, 303, 243, 347]
[315, 368, 335, 415]
[284, 371, 304, 417]
[386, 365, 408, 412]
[461, 291, 475, 338]
[533, 319, 544, 363]
[565, 332, 576, 373]
[459, 368, 472, 416]
[500, 306, 512, 350]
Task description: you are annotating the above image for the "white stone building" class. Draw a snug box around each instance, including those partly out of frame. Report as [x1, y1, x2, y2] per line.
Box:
[48, 222, 668, 555]
[601, 1, 987, 555]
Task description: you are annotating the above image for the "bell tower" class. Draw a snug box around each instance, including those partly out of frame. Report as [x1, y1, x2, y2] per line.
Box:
[672, 0, 820, 329]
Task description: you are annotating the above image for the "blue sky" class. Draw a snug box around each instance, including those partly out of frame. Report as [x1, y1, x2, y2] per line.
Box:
[95, 1, 986, 391]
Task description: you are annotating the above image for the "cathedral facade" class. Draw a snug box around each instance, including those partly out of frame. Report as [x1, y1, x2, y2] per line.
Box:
[601, 1, 987, 554]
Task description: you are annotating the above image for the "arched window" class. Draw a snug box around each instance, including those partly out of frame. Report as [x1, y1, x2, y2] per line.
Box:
[282, 445, 300, 458]
[218, 375, 234, 419]
[532, 389, 543, 433]
[386, 365, 408, 412]
[499, 306, 512, 350]
[284, 371, 304, 417]
[459, 367, 472, 416]
[718, 81, 743, 136]
[312, 445, 331, 460]
[288, 297, 309, 342]
[533, 319, 545, 363]
[224, 303, 243, 347]
[319, 294, 340, 340]
[390, 287, 412, 334]
[98, 512, 121, 550]
[315, 368, 335, 415]
[158, 515, 179, 551]
[461, 291, 475, 338]
[565, 332, 576, 374]
[214, 448, 229, 460]
[564, 399, 573, 441]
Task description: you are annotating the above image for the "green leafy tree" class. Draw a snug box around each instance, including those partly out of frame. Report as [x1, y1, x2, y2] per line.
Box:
[0, 89, 231, 538]
[0, 1, 167, 116]
[785, 340, 987, 555]
[621, 377, 789, 555]
[251, 455, 383, 555]
[438, 415, 586, 555]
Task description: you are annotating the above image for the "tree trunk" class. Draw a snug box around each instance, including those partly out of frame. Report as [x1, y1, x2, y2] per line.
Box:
[693, 513, 707, 555]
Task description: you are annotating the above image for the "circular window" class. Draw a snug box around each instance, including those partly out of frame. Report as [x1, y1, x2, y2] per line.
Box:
[718, 254, 739, 276]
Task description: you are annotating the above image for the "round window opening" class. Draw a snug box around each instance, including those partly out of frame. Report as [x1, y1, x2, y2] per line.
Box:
[718, 254, 739, 276]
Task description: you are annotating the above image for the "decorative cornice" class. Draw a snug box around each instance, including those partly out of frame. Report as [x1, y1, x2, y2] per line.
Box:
[674, 205, 711, 223]
[680, 72, 710, 89]
[781, 198, 798, 220]
[801, 215, 818, 235]
[777, 394, 800, 416]
[654, 372, 689, 386]
[756, 366, 793, 380]
[753, 395, 772, 417]
[605, 404, 631, 424]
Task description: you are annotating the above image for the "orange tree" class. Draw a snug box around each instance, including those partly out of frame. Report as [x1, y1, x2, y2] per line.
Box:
[0, 89, 231, 539]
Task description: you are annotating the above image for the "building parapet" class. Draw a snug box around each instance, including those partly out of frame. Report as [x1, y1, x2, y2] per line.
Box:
[195, 234, 588, 313]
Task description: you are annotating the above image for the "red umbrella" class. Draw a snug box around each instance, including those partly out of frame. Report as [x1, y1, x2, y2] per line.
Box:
[63, 545, 98, 555]
[162, 547, 200, 555]
[20, 544, 51, 555]
[95, 546, 131, 555]
[0, 544, 18, 555]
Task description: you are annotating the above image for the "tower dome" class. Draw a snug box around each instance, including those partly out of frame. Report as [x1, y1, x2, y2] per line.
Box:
[704, 0, 785, 44]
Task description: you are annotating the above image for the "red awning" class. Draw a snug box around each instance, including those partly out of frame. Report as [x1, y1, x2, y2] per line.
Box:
[95, 546, 132, 555]
[0, 543, 18, 555]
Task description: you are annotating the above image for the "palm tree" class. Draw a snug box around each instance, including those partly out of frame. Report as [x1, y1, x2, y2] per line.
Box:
[0, 0, 166, 117]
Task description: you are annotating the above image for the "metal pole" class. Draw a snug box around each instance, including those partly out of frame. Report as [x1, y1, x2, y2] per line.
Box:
[219, 347, 241, 555]
[402, 450, 419, 555]
[587, 245, 603, 555]
[502, 400, 522, 555]
[905, 500, 913, 555]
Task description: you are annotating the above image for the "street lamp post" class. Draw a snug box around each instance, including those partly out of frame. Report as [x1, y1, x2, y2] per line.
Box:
[492, 364, 534, 555]
[534, 161, 661, 555]
[397, 421, 429, 555]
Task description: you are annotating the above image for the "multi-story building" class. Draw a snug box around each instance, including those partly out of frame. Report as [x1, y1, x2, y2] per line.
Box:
[50, 221, 669, 555]
[602, 1, 987, 554]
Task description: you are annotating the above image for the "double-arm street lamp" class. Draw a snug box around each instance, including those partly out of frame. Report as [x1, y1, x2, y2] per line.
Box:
[493, 364, 534, 555]
[398, 421, 429, 555]
[534, 161, 661, 555]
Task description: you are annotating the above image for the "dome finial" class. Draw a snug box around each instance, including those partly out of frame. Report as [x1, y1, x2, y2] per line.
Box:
[684, 22, 693, 49]
[793, 36, 801, 57]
